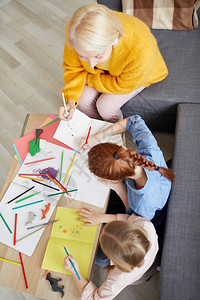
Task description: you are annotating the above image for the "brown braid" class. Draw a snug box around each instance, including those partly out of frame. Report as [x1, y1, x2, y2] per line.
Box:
[88, 142, 175, 182]
[122, 148, 175, 182]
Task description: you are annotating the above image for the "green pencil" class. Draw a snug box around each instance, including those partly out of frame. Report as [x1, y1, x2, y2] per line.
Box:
[48, 189, 78, 197]
[15, 191, 41, 204]
[12, 200, 43, 210]
[0, 213, 12, 234]
[59, 150, 64, 182]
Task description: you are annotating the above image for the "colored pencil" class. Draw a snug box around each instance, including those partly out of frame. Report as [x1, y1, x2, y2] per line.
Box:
[15, 191, 41, 204]
[6, 186, 35, 204]
[27, 219, 60, 230]
[18, 175, 45, 182]
[18, 173, 46, 176]
[85, 126, 92, 144]
[12, 143, 23, 165]
[0, 257, 21, 266]
[59, 150, 64, 181]
[62, 92, 71, 127]
[16, 224, 46, 243]
[46, 170, 67, 192]
[42, 270, 50, 280]
[31, 179, 59, 191]
[46, 174, 65, 191]
[63, 246, 81, 280]
[12, 200, 43, 210]
[0, 213, 12, 234]
[24, 157, 55, 165]
[62, 92, 68, 117]
[63, 153, 76, 183]
[13, 213, 17, 246]
[40, 117, 59, 128]
[19, 252, 28, 290]
[65, 172, 73, 188]
[48, 189, 77, 197]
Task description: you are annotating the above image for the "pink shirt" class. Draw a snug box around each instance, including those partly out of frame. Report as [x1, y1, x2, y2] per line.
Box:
[81, 214, 158, 300]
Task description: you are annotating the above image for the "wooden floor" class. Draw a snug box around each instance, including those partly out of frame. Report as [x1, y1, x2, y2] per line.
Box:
[0, 0, 174, 299]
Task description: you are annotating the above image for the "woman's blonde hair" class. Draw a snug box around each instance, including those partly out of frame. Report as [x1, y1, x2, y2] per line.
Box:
[68, 3, 124, 52]
[100, 221, 150, 272]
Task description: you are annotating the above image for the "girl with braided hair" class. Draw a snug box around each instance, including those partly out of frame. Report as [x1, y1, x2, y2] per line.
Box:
[80, 115, 175, 227]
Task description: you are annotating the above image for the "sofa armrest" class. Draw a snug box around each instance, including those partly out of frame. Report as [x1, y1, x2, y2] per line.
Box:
[158, 103, 200, 299]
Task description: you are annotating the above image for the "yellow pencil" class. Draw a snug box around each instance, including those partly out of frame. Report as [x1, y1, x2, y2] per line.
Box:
[63, 153, 76, 183]
[0, 257, 21, 266]
[18, 175, 45, 182]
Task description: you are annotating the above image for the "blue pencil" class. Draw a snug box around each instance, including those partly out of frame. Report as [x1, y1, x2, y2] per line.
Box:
[63, 245, 81, 280]
[13, 143, 23, 165]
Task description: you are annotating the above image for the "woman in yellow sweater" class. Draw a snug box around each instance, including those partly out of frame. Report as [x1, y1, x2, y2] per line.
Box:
[59, 3, 168, 123]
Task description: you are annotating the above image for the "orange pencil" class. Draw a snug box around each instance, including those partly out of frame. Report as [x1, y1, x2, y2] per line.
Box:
[46, 174, 65, 192]
[46, 169, 67, 192]
[19, 252, 28, 290]
[13, 213, 17, 246]
[18, 175, 45, 182]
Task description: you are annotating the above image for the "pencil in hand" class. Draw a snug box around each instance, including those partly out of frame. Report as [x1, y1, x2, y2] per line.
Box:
[63, 246, 81, 280]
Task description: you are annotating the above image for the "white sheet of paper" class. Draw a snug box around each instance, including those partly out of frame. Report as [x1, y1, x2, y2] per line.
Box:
[0, 142, 75, 256]
[53, 109, 123, 150]
[53, 110, 91, 151]
[65, 159, 110, 208]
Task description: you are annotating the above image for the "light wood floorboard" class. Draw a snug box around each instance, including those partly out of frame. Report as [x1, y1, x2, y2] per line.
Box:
[0, 0, 174, 299]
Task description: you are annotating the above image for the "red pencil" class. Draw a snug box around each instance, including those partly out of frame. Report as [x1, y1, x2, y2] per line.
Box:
[24, 157, 55, 165]
[85, 126, 92, 144]
[18, 173, 46, 176]
[13, 213, 17, 245]
[19, 252, 28, 290]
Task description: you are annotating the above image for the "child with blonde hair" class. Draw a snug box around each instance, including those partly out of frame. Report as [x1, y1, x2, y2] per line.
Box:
[63, 209, 158, 299]
[59, 3, 168, 123]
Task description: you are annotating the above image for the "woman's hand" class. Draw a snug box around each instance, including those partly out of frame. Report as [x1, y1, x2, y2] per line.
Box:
[76, 208, 105, 226]
[63, 255, 80, 275]
[58, 100, 76, 121]
[79, 135, 98, 151]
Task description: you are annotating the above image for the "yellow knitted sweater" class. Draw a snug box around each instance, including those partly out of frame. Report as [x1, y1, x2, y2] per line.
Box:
[62, 11, 168, 104]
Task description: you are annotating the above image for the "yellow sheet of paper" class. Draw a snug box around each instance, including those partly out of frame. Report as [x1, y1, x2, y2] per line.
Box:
[42, 207, 97, 278]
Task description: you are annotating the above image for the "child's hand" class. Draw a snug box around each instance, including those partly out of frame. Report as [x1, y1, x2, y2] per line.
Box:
[63, 255, 79, 274]
[79, 135, 98, 151]
[76, 208, 105, 226]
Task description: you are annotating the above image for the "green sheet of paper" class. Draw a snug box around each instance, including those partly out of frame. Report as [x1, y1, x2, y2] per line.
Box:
[41, 207, 97, 278]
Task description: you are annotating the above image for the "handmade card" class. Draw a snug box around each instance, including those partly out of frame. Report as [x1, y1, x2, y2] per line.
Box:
[13, 114, 75, 163]
[42, 207, 97, 278]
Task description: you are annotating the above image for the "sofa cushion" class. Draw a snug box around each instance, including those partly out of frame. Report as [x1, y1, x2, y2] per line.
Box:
[158, 103, 200, 299]
[122, 0, 199, 30]
[121, 14, 200, 131]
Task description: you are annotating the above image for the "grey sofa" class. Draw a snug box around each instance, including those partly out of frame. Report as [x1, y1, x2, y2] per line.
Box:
[98, 1, 200, 299]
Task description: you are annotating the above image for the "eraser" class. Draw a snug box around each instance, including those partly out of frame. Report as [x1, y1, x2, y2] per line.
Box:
[39, 139, 47, 150]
